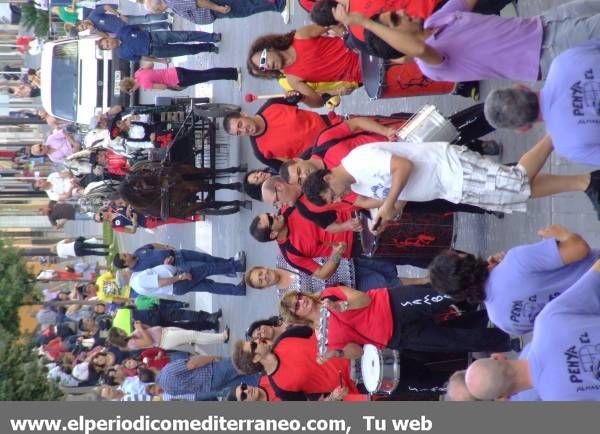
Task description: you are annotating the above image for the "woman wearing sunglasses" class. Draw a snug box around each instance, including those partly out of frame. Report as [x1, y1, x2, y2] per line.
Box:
[247, 26, 360, 108]
[279, 285, 521, 361]
[231, 379, 349, 401]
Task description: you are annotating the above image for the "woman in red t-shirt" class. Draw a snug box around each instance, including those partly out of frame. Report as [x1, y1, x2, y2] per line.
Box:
[279, 285, 516, 358]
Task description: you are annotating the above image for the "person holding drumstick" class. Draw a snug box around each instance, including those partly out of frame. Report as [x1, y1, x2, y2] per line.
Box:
[334, 0, 600, 83]
[277, 287, 520, 395]
[302, 135, 600, 231]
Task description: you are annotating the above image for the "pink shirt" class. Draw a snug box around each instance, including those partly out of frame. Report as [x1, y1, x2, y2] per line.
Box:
[134, 67, 180, 90]
[45, 130, 73, 163]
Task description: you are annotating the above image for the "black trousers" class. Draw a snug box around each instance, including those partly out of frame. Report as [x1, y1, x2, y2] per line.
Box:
[73, 237, 109, 257]
[387, 286, 512, 353]
[176, 67, 237, 87]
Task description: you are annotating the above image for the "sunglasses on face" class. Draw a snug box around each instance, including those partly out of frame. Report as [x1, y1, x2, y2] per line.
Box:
[250, 341, 258, 354]
[259, 49, 268, 72]
[239, 383, 249, 401]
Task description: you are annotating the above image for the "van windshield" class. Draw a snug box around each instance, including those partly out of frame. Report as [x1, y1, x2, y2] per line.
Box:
[51, 42, 78, 121]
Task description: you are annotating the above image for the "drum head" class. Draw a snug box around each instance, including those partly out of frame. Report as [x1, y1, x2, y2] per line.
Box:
[361, 344, 382, 393]
[360, 53, 383, 99]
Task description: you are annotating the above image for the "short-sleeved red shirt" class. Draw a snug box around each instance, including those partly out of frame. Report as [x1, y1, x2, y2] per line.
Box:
[277, 206, 354, 275]
[259, 376, 279, 402]
[296, 194, 357, 230]
[320, 286, 394, 350]
[348, 0, 442, 42]
[251, 99, 330, 167]
[268, 329, 359, 400]
[282, 37, 362, 84]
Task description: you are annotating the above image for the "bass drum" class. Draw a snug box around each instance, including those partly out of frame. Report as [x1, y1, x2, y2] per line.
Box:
[361, 53, 455, 100]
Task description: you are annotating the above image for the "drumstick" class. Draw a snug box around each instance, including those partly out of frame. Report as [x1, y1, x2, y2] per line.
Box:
[244, 92, 286, 103]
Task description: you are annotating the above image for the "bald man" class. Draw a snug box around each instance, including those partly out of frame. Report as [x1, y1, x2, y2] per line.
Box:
[463, 259, 600, 401]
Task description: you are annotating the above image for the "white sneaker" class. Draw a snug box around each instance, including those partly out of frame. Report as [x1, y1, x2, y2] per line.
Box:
[281, 0, 291, 24]
[235, 67, 242, 91]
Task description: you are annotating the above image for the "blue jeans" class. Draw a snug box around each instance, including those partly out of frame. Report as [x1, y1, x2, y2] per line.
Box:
[354, 256, 401, 291]
[212, 0, 285, 18]
[126, 13, 169, 24]
[194, 358, 259, 400]
[149, 31, 217, 58]
[174, 250, 241, 272]
[173, 261, 244, 296]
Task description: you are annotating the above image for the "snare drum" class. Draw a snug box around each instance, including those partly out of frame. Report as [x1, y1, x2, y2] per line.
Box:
[397, 105, 459, 143]
[361, 344, 400, 394]
[360, 212, 455, 264]
[361, 54, 455, 100]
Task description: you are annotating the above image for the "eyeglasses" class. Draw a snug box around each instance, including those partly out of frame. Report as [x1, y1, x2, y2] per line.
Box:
[259, 49, 268, 72]
[239, 383, 249, 401]
[293, 294, 304, 314]
[267, 214, 274, 231]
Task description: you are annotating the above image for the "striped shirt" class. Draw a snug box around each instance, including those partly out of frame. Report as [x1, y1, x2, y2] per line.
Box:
[157, 359, 213, 396]
[164, 0, 215, 24]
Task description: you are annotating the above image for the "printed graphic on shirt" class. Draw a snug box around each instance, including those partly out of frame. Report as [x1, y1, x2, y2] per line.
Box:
[510, 292, 561, 329]
[370, 183, 390, 199]
[572, 69, 600, 118]
[564, 332, 600, 391]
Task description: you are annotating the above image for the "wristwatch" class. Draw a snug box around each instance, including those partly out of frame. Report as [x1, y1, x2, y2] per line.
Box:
[339, 301, 349, 312]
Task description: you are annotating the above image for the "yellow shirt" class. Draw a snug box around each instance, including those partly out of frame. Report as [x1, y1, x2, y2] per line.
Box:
[95, 272, 130, 304]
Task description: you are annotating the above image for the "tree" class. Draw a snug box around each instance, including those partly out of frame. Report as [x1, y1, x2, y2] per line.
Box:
[0, 328, 63, 401]
[0, 238, 38, 335]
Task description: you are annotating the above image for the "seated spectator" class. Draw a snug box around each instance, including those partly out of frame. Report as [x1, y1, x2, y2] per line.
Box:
[31, 130, 80, 163]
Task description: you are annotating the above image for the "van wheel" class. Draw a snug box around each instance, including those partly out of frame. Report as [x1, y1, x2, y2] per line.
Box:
[193, 103, 241, 118]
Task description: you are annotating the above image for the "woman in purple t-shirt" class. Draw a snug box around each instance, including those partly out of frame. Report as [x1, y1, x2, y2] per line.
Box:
[119, 62, 240, 94]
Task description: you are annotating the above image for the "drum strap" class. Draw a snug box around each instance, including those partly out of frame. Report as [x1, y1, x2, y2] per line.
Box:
[320, 295, 388, 348]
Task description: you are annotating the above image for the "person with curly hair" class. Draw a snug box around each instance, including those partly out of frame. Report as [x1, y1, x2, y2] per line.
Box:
[429, 224, 599, 336]
[247, 28, 360, 107]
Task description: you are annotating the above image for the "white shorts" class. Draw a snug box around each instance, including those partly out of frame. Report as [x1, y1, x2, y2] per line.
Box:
[457, 149, 531, 213]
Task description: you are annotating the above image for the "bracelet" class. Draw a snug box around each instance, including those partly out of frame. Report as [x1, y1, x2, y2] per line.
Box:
[331, 251, 342, 264]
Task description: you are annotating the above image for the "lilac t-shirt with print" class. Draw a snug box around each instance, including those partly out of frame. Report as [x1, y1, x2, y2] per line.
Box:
[415, 0, 543, 82]
[528, 268, 600, 400]
[485, 238, 599, 336]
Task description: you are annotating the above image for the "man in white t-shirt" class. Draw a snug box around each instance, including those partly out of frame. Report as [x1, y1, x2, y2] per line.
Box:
[302, 136, 600, 230]
[130, 263, 246, 298]
[35, 171, 82, 202]
[54, 237, 110, 258]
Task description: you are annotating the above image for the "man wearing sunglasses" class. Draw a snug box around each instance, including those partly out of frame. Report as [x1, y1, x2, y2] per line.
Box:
[231, 326, 358, 401]
[222, 93, 339, 171]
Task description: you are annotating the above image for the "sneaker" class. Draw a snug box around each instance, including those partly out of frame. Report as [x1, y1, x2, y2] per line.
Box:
[510, 337, 523, 352]
[234, 251, 247, 272]
[281, 0, 291, 24]
[235, 67, 242, 91]
[213, 32, 222, 43]
[585, 170, 600, 219]
[480, 140, 503, 157]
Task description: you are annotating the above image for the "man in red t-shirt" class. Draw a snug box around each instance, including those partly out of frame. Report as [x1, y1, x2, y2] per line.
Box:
[222, 97, 336, 170]
[247, 25, 362, 107]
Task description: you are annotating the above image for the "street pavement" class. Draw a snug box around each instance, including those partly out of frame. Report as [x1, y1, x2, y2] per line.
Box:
[109, 0, 600, 357]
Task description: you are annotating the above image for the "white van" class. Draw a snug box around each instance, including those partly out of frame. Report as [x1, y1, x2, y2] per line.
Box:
[40, 36, 131, 125]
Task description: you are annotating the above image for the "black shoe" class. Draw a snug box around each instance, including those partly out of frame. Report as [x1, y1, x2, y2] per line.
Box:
[210, 45, 219, 54]
[510, 337, 523, 352]
[211, 320, 220, 333]
[223, 325, 230, 344]
[480, 140, 503, 157]
[585, 170, 600, 219]
[213, 32, 222, 43]
[214, 308, 223, 319]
